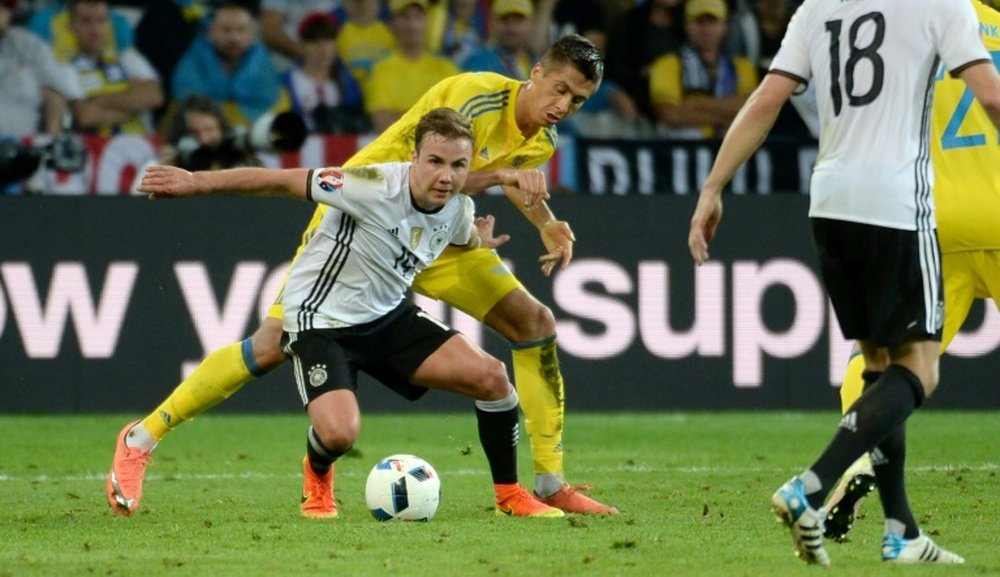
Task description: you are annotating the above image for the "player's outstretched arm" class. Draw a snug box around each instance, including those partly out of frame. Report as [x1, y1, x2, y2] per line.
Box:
[138, 165, 312, 200]
[689, 73, 797, 265]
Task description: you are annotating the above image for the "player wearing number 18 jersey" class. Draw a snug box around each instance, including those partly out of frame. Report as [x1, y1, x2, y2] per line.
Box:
[688, 0, 1000, 566]
[828, 0, 1000, 544]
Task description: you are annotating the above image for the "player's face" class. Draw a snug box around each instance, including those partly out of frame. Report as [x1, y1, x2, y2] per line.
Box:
[409, 134, 472, 211]
[523, 63, 598, 128]
[70, 2, 109, 58]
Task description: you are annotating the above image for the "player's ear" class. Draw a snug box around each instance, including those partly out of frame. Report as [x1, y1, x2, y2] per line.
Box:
[411, 148, 419, 163]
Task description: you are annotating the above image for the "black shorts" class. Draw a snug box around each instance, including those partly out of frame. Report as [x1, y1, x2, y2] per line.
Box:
[811, 218, 943, 347]
[282, 300, 459, 406]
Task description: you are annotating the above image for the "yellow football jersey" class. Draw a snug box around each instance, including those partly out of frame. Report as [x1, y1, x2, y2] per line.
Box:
[932, 1, 1000, 253]
[345, 71, 557, 172]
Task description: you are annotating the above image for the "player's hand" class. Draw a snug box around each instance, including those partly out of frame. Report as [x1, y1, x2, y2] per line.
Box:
[539, 219, 575, 276]
[474, 215, 510, 249]
[505, 169, 550, 209]
[137, 165, 199, 199]
[689, 192, 723, 266]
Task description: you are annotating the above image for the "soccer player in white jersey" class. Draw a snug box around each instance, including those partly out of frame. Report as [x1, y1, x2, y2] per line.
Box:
[688, 0, 1000, 567]
[136, 108, 564, 518]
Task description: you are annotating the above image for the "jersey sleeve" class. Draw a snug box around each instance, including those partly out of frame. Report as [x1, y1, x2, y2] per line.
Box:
[449, 196, 475, 246]
[930, 0, 991, 74]
[306, 165, 387, 217]
[769, 3, 812, 83]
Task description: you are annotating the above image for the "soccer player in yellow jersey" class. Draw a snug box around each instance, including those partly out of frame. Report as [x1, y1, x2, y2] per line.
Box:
[823, 0, 1000, 544]
[107, 34, 619, 517]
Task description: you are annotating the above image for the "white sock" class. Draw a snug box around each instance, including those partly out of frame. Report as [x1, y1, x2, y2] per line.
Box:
[125, 422, 157, 451]
[533, 473, 565, 498]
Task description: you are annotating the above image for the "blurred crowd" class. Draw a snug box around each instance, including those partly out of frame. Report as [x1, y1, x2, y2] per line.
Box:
[1, 0, 817, 187]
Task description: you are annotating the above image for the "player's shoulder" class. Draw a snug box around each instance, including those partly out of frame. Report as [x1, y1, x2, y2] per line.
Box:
[438, 72, 516, 113]
[341, 163, 396, 192]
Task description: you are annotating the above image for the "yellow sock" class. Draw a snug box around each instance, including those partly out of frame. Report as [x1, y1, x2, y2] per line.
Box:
[840, 351, 867, 413]
[512, 338, 565, 477]
[141, 340, 256, 440]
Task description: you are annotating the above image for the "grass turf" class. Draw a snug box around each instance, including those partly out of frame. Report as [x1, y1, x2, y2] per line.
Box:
[1, 412, 998, 576]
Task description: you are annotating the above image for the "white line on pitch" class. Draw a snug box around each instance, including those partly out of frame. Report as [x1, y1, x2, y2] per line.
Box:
[1, 463, 997, 482]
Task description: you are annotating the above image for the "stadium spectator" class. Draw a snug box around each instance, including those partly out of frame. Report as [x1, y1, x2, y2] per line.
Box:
[64, 0, 164, 136]
[605, 0, 684, 124]
[460, 0, 535, 79]
[560, 26, 640, 138]
[366, 0, 458, 132]
[171, 1, 288, 128]
[259, 0, 340, 68]
[649, 0, 758, 139]
[336, 0, 394, 87]
[424, 0, 487, 66]
[133, 107, 566, 519]
[134, 0, 209, 119]
[159, 94, 260, 170]
[530, 0, 605, 55]
[0, 0, 84, 138]
[279, 12, 369, 134]
[27, 0, 133, 61]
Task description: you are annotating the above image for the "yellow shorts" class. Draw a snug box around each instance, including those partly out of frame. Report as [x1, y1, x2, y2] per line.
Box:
[941, 250, 1000, 349]
[269, 207, 522, 323]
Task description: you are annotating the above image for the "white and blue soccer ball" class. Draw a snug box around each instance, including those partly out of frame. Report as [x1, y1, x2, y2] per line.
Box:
[364, 454, 441, 521]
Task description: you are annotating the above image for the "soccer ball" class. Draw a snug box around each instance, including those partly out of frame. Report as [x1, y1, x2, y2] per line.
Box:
[364, 454, 441, 521]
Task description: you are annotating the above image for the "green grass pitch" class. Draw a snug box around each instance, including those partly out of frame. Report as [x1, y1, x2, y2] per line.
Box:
[1, 412, 998, 576]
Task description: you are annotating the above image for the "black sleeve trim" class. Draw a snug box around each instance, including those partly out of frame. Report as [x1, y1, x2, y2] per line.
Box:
[769, 69, 810, 90]
[305, 169, 315, 203]
[949, 58, 992, 78]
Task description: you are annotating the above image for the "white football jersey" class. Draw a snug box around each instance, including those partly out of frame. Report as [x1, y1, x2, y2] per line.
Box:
[283, 162, 475, 331]
[771, 0, 989, 230]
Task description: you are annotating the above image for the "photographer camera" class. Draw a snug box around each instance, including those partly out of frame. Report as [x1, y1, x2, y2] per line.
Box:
[0, 133, 87, 188]
[1, 0, 88, 193]
[162, 95, 307, 172]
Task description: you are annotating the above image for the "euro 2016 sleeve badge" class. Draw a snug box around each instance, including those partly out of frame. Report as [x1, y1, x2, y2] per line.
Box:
[316, 169, 344, 193]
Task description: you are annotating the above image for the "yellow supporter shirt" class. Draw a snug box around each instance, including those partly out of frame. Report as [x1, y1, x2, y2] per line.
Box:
[345, 71, 557, 172]
[932, 1, 1000, 253]
[337, 20, 396, 88]
[649, 50, 758, 138]
[365, 51, 459, 116]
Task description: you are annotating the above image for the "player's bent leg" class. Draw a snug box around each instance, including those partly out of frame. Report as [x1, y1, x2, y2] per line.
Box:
[105, 317, 286, 516]
[485, 290, 619, 515]
[412, 337, 562, 518]
[299, 391, 360, 519]
[823, 352, 875, 541]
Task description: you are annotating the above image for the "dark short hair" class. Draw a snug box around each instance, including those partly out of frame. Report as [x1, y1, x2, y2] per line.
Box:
[540, 34, 604, 84]
[413, 108, 474, 153]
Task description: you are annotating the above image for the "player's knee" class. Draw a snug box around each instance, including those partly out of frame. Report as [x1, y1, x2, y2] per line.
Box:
[473, 357, 511, 401]
[311, 419, 359, 453]
[510, 301, 556, 341]
[250, 320, 286, 371]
